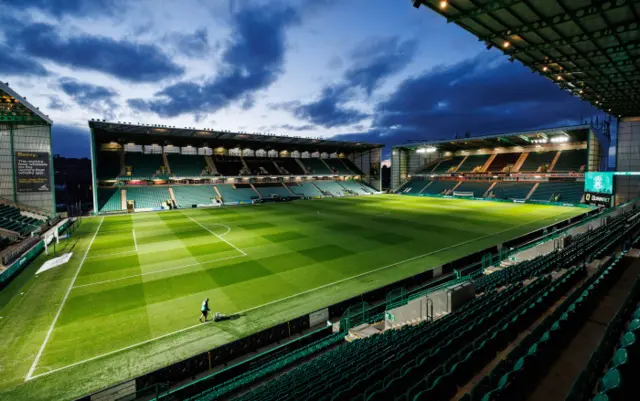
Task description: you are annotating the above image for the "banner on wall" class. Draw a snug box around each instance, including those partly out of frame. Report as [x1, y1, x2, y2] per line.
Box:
[15, 152, 51, 192]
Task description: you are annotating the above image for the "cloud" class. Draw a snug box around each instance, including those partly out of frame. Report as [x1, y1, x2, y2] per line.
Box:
[11, 0, 125, 17]
[129, 3, 300, 117]
[47, 95, 67, 110]
[331, 52, 602, 158]
[289, 37, 417, 128]
[0, 44, 48, 77]
[51, 124, 90, 158]
[276, 124, 317, 131]
[9, 19, 184, 82]
[165, 29, 210, 58]
[59, 77, 119, 119]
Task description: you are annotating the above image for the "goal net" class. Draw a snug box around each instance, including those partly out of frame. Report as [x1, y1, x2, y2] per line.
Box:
[453, 191, 474, 198]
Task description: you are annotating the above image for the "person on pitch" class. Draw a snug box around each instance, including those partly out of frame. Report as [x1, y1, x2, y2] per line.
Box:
[199, 297, 210, 323]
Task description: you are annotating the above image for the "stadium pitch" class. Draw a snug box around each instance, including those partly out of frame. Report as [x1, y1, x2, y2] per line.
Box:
[0, 195, 588, 400]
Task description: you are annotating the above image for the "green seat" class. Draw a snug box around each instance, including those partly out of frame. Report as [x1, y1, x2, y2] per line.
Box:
[593, 393, 610, 401]
[620, 332, 636, 349]
[600, 369, 621, 392]
[627, 319, 640, 333]
[611, 349, 627, 370]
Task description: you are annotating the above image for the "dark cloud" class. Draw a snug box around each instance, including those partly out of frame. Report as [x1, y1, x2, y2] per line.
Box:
[129, 4, 299, 117]
[47, 95, 66, 110]
[51, 124, 90, 158]
[59, 77, 119, 119]
[9, 0, 124, 17]
[0, 44, 48, 77]
[331, 52, 602, 158]
[277, 124, 317, 131]
[166, 29, 210, 58]
[290, 37, 416, 128]
[8, 19, 183, 82]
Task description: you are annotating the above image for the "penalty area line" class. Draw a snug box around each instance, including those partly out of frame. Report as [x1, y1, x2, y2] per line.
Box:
[25, 214, 558, 381]
[185, 215, 246, 256]
[25, 216, 104, 382]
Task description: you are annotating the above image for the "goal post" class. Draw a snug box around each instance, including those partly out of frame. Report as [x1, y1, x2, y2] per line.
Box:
[453, 191, 474, 198]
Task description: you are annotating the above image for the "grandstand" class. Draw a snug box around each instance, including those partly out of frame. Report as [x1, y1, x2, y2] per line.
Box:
[89, 121, 382, 214]
[393, 125, 610, 206]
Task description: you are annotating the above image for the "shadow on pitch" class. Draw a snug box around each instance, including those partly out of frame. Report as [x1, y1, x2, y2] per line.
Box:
[214, 313, 243, 322]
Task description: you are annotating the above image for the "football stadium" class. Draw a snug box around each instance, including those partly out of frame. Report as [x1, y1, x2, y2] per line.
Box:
[1, 1, 640, 401]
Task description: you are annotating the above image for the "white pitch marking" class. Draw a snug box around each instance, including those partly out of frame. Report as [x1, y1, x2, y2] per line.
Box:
[72, 254, 246, 289]
[186, 215, 246, 256]
[25, 216, 104, 381]
[132, 229, 138, 251]
[25, 214, 556, 382]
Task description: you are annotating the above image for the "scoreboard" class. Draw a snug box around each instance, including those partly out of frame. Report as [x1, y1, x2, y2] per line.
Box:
[584, 172, 614, 207]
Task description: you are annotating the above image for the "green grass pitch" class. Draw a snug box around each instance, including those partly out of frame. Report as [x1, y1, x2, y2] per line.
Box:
[0, 195, 588, 400]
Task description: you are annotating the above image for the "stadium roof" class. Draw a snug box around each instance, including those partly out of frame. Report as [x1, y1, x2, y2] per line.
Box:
[413, 0, 640, 118]
[396, 123, 591, 151]
[0, 82, 52, 125]
[89, 120, 383, 152]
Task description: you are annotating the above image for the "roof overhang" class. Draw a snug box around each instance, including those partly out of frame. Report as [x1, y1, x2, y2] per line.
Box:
[88, 120, 383, 152]
[413, 0, 640, 118]
[0, 82, 52, 125]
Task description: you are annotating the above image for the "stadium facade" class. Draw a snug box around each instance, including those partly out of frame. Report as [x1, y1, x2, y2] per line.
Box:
[88, 121, 383, 214]
[0, 82, 55, 216]
[617, 117, 640, 203]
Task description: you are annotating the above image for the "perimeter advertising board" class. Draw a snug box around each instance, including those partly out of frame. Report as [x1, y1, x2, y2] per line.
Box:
[15, 152, 51, 192]
[584, 192, 614, 208]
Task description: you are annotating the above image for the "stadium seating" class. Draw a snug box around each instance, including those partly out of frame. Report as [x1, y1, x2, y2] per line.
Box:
[245, 159, 277, 175]
[490, 181, 534, 200]
[125, 186, 170, 209]
[324, 159, 351, 175]
[0, 205, 43, 235]
[286, 182, 323, 197]
[531, 182, 584, 204]
[430, 156, 464, 174]
[300, 158, 332, 175]
[254, 184, 293, 198]
[339, 180, 370, 195]
[274, 158, 305, 175]
[214, 156, 243, 176]
[96, 151, 122, 179]
[457, 154, 491, 172]
[97, 187, 122, 212]
[172, 186, 217, 207]
[0, 236, 12, 252]
[454, 181, 492, 197]
[421, 180, 458, 195]
[397, 179, 430, 194]
[314, 181, 346, 197]
[124, 152, 164, 178]
[552, 149, 587, 172]
[215, 184, 258, 203]
[341, 158, 365, 175]
[519, 151, 556, 172]
[487, 152, 520, 172]
[167, 154, 208, 177]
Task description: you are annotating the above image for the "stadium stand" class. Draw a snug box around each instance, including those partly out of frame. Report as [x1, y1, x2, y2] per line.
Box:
[167, 154, 208, 177]
[124, 152, 164, 178]
[215, 184, 258, 203]
[253, 184, 293, 198]
[519, 151, 557, 172]
[487, 152, 520, 172]
[172, 186, 217, 207]
[553, 149, 587, 172]
[342, 158, 365, 175]
[314, 181, 346, 197]
[0, 236, 12, 252]
[324, 158, 351, 175]
[397, 179, 430, 194]
[245, 159, 276, 175]
[125, 186, 170, 209]
[421, 180, 458, 195]
[454, 181, 492, 197]
[0, 205, 43, 235]
[300, 158, 332, 175]
[97, 188, 122, 212]
[274, 158, 305, 175]
[457, 154, 491, 172]
[431, 156, 464, 174]
[491, 181, 535, 200]
[185, 210, 638, 401]
[214, 156, 243, 176]
[531, 181, 585, 204]
[339, 180, 370, 195]
[96, 151, 122, 179]
[285, 182, 323, 197]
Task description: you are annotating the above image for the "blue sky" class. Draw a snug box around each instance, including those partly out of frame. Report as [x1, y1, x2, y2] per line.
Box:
[0, 0, 607, 160]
